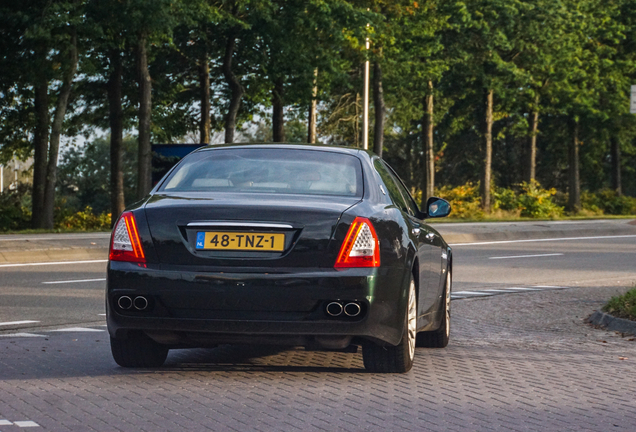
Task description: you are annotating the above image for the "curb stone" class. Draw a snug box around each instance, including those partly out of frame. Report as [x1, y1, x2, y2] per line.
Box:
[587, 310, 636, 336]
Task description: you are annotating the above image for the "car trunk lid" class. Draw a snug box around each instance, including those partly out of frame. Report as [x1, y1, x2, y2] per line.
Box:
[144, 192, 360, 269]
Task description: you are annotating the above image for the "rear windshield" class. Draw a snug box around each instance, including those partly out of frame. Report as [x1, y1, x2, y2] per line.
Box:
[159, 148, 363, 197]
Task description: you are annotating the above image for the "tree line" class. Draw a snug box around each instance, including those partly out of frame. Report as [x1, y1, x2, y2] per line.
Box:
[1, 0, 635, 229]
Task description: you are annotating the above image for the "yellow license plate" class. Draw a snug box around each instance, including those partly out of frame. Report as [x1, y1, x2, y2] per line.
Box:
[195, 232, 285, 251]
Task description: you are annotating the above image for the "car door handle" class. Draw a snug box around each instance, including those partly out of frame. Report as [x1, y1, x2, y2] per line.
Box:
[425, 232, 435, 241]
[412, 228, 421, 236]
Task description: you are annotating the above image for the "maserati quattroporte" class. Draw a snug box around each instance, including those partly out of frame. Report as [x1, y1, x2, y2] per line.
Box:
[107, 144, 452, 373]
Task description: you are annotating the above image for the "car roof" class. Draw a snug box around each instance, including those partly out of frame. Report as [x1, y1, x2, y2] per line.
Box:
[193, 142, 371, 157]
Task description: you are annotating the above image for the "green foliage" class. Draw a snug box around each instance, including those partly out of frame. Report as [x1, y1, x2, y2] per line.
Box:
[439, 181, 565, 219]
[56, 206, 111, 231]
[603, 287, 636, 321]
[516, 186, 562, 218]
[515, 181, 564, 218]
[0, 187, 31, 232]
[493, 187, 517, 211]
[436, 182, 484, 219]
[57, 137, 138, 214]
[582, 190, 636, 215]
[3, 0, 636, 232]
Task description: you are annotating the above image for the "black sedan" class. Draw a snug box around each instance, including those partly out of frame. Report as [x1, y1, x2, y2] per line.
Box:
[107, 144, 452, 373]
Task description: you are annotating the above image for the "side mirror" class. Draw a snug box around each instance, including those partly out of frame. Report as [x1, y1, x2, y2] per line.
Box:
[425, 197, 451, 218]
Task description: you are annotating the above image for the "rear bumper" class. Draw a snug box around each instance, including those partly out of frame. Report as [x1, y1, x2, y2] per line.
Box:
[106, 261, 408, 347]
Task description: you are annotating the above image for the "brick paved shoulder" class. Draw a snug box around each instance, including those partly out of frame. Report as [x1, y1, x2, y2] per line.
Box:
[1, 285, 635, 432]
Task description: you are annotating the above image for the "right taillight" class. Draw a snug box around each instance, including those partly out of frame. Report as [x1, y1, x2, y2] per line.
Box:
[334, 217, 380, 268]
[109, 211, 146, 263]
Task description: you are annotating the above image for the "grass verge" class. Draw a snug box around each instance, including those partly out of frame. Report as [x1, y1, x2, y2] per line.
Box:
[603, 288, 636, 321]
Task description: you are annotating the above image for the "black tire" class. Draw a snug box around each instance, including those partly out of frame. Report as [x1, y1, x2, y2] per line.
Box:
[110, 331, 169, 368]
[416, 267, 451, 348]
[363, 276, 416, 373]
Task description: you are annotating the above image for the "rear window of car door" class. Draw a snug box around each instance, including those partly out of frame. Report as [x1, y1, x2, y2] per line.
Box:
[383, 161, 421, 216]
[373, 159, 415, 216]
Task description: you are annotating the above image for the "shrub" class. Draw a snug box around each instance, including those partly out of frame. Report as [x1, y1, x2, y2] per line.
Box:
[0, 187, 32, 232]
[583, 190, 636, 215]
[435, 181, 563, 219]
[493, 187, 518, 211]
[603, 288, 636, 321]
[516, 181, 564, 218]
[436, 182, 484, 219]
[56, 206, 111, 231]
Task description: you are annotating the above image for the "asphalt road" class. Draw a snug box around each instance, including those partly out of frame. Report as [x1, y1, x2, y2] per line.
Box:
[1, 230, 635, 334]
[0, 261, 106, 332]
[1, 225, 636, 431]
[453, 234, 636, 290]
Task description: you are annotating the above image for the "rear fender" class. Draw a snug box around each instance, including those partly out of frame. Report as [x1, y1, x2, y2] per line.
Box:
[394, 245, 417, 343]
[432, 248, 452, 330]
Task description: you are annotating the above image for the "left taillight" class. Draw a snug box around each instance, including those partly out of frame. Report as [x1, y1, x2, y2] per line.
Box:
[109, 211, 146, 263]
[334, 217, 380, 269]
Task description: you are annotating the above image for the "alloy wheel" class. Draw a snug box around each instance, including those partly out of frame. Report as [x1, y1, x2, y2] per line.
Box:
[445, 270, 451, 338]
[407, 279, 417, 360]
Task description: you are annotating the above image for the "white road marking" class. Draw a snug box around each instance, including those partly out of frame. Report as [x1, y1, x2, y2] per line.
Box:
[0, 420, 13, 425]
[497, 287, 541, 291]
[0, 320, 39, 327]
[450, 234, 636, 246]
[489, 253, 564, 260]
[451, 285, 572, 300]
[0, 333, 46, 338]
[477, 289, 526, 292]
[0, 259, 107, 268]
[0, 234, 109, 241]
[452, 291, 494, 296]
[51, 327, 104, 332]
[42, 278, 106, 285]
[14, 420, 40, 427]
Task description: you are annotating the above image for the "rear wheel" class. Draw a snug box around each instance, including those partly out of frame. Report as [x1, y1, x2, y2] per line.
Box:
[416, 267, 451, 348]
[110, 331, 169, 368]
[363, 276, 416, 373]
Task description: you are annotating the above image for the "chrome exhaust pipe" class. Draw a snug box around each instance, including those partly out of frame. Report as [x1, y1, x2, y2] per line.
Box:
[326, 302, 343, 317]
[117, 296, 132, 310]
[133, 296, 148, 311]
[344, 302, 361, 317]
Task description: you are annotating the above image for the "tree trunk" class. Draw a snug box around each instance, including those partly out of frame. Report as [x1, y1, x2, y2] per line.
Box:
[137, 33, 152, 199]
[423, 81, 435, 201]
[42, 32, 78, 229]
[199, 54, 211, 144]
[568, 118, 581, 212]
[222, 35, 244, 144]
[610, 135, 622, 196]
[272, 79, 285, 142]
[307, 68, 318, 143]
[372, 61, 385, 157]
[108, 49, 125, 226]
[481, 88, 494, 213]
[528, 100, 539, 183]
[32, 75, 49, 229]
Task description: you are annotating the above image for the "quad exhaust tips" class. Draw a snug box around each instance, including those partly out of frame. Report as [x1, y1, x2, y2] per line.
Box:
[133, 296, 148, 311]
[343, 302, 361, 317]
[326, 302, 343, 317]
[117, 296, 132, 310]
[117, 295, 148, 311]
[325, 301, 362, 317]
